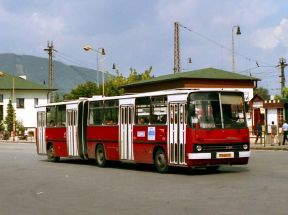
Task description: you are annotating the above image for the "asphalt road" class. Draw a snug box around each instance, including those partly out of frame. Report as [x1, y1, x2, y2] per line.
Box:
[0, 143, 287, 215]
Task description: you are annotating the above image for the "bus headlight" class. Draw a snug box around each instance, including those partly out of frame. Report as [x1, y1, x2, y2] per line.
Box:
[195, 145, 203, 152]
[243, 144, 248, 150]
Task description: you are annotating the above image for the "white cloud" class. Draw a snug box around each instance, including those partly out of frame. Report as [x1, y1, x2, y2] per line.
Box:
[212, 0, 278, 27]
[252, 18, 288, 50]
[31, 12, 65, 36]
[157, 0, 202, 25]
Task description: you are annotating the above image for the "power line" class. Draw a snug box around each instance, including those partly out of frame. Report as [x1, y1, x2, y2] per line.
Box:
[178, 23, 274, 67]
[54, 51, 96, 69]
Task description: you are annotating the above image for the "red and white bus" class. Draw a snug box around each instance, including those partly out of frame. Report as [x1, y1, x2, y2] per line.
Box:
[36, 89, 250, 173]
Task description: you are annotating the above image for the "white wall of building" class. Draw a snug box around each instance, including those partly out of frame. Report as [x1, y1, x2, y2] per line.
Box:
[266, 109, 278, 133]
[1, 89, 48, 130]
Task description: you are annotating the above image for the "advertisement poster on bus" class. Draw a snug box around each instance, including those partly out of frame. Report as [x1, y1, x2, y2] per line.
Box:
[148, 127, 155, 140]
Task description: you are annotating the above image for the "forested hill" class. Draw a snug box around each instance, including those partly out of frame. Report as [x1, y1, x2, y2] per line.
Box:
[0, 53, 103, 94]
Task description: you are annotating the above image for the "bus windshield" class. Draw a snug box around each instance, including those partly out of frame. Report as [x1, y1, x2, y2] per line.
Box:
[187, 92, 246, 129]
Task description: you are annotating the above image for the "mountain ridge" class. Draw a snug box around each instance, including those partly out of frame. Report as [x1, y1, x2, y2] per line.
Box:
[0, 53, 104, 94]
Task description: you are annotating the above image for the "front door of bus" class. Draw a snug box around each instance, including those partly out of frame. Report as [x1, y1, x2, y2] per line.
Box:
[120, 105, 134, 161]
[37, 111, 46, 154]
[168, 102, 186, 165]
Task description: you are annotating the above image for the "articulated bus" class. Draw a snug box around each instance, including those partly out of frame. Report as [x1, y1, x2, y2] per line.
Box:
[36, 89, 250, 173]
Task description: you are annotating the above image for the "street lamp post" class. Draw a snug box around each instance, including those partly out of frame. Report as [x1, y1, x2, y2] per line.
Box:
[12, 77, 16, 141]
[83, 45, 106, 96]
[232, 25, 241, 72]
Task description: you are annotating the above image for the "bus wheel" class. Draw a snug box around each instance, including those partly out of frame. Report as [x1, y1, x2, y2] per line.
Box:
[154, 148, 168, 173]
[96, 144, 107, 167]
[47, 144, 60, 162]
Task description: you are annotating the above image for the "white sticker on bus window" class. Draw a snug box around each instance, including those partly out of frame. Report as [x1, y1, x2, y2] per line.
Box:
[137, 131, 145, 137]
[148, 127, 156, 141]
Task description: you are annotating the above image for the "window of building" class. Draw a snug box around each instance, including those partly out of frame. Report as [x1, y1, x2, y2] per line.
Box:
[278, 108, 284, 127]
[0, 94, 3, 103]
[16, 98, 25, 108]
[34, 98, 39, 107]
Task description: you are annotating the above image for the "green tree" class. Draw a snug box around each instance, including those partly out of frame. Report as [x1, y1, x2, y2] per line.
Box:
[141, 66, 153, 81]
[54, 92, 63, 102]
[65, 67, 153, 99]
[4, 99, 15, 134]
[274, 94, 282, 100]
[64, 81, 100, 100]
[125, 66, 153, 83]
[127, 68, 142, 83]
[281, 87, 288, 98]
[254, 87, 270, 100]
[16, 120, 25, 136]
[105, 71, 127, 96]
[110, 66, 153, 96]
[0, 121, 4, 132]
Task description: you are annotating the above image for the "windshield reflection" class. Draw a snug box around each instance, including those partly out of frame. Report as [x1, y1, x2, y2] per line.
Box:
[188, 92, 246, 129]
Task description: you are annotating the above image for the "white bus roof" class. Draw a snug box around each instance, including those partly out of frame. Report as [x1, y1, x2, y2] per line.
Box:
[36, 88, 243, 108]
[87, 89, 198, 102]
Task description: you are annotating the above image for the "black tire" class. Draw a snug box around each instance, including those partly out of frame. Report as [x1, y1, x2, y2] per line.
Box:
[154, 148, 169, 173]
[47, 144, 60, 162]
[206, 165, 220, 171]
[96, 144, 107, 167]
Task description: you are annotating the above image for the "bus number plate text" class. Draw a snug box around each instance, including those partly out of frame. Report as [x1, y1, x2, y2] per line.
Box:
[216, 152, 234, 159]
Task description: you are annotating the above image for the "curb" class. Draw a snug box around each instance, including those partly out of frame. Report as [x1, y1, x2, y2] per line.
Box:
[0, 140, 35, 144]
[250, 144, 288, 151]
[251, 147, 288, 151]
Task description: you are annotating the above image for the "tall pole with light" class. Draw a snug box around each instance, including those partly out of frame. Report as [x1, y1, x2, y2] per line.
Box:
[44, 41, 56, 103]
[12, 77, 15, 141]
[83, 45, 106, 96]
[174, 22, 180, 74]
[232, 25, 241, 72]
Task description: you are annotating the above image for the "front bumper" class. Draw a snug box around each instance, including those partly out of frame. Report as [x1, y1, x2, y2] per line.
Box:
[188, 151, 251, 160]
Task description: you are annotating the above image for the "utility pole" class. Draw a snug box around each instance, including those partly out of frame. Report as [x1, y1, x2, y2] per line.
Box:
[232, 25, 241, 72]
[279, 57, 287, 97]
[44, 41, 56, 103]
[174, 22, 180, 73]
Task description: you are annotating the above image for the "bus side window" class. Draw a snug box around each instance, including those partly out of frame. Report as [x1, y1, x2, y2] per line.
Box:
[46, 106, 56, 127]
[160, 115, 167, 123]
[135, 96, 150, 125]
[150, 115, 158, 124]
[56, 105, 66, 127]
[49, 120, 55, 127]
[103, 100, 118, 125]
[89, 101, 103, 125]
[151, 96, 167, 125]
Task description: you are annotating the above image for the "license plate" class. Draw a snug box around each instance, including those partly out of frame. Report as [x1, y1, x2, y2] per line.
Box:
[216, 152, 234, 159]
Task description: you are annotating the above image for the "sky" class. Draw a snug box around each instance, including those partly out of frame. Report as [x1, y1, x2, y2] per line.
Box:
[1, 0, 288, 95]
